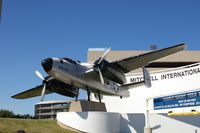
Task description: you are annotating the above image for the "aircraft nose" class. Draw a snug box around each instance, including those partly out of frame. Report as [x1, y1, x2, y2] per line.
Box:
[41, 58, 53, 72]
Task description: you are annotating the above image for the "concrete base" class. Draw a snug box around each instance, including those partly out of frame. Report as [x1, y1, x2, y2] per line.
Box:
[144, 127, 152, 133]
[57, 112, 120, 133]
[57, 121, 82, 133]
[69, 101, 107, 112]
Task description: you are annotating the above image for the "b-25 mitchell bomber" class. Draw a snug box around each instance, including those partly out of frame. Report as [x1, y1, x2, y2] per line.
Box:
[12, 43, 186, 102]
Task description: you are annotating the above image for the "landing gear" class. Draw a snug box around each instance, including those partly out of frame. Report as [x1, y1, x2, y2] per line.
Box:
[87, 89, 91, 101]
[97, 90, 101, 103]
[86, 88, 102, 103]
[75, 88, 80, 101]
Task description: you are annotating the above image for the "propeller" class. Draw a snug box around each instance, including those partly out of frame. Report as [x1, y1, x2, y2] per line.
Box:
[35, 70, 47, 101]
[93, 48, 111, 84]
[35, 70, 44, 80]
[40, 83, 46, 101]
[97, 48, 111, 64]
[98, 68, 104, 84]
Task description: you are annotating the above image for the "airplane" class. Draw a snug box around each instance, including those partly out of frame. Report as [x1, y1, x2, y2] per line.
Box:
[12, 43, 186, 102]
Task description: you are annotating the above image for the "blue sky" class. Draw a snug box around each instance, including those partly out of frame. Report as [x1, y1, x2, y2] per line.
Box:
[1, 0, 200, 114]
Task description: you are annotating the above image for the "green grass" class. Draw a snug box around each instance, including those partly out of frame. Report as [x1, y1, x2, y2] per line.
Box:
[0, 118, 78, 133]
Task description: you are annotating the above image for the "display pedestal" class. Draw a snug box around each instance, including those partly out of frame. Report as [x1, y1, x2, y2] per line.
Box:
[57, 112, 120, 133]
[69, 101, 107, 112]
[144, 127, 152, 133]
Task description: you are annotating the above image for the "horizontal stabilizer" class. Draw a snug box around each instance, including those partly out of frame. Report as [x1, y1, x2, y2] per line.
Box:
[121, 68, 151, 90]
[121, 81, 144, 90]
[11, 85, 51, 99]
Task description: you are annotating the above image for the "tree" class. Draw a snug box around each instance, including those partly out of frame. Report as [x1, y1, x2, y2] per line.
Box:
[0, 109, 35, 119]
[0, 109, 15, 118]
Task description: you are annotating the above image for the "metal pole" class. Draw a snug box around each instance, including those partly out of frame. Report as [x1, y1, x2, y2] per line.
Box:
[144, 99, 152, 133]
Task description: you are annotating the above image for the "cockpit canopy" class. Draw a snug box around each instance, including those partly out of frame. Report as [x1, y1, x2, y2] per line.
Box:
[61, 57, 80, 65]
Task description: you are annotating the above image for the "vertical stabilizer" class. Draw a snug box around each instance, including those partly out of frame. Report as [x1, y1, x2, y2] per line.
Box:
[143, 67, 151, 88]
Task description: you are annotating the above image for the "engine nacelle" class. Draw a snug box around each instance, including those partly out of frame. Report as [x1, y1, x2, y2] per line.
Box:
[47, 79, 78, 98]
[94, 59, 127, 84]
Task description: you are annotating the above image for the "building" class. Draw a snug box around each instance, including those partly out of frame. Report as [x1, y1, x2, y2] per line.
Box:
[35, 100, 70, 119]
[84, 48, 200, 133]
[87, 48, 200, 72]
[55, 47, 200, 133]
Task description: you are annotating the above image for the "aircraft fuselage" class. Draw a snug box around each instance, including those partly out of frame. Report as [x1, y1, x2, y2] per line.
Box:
[42, 57, 130, 97]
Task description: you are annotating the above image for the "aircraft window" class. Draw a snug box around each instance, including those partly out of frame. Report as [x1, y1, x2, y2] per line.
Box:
[60, 59, 64, 64]
[62, 57, 77, 65]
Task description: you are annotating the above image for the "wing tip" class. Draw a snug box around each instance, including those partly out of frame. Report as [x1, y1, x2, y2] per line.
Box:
[11, 95, 23, 99]
[175, 43, 187, 50]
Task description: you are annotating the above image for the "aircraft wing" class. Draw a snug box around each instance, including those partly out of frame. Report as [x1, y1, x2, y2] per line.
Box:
[146, 61, 197, 68]
[11, 85, 52, 99]
[109, 43, 186, 73]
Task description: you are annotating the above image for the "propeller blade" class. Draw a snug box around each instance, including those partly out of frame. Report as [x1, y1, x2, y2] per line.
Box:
[40, 83, 46, 101]
[35, 70, 44, 80]
[85, 68, 94, 74]
[98, 68, 104, 84]
[98, 48, 111, 64]
[46, 76, 53, 82]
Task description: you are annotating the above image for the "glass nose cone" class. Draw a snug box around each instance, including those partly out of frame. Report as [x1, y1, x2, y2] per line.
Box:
[41, 58, 53, 72]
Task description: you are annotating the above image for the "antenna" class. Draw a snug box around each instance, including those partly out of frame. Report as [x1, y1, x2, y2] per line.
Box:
[150, 45, 157, 50]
